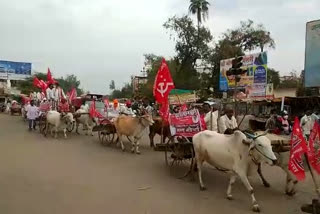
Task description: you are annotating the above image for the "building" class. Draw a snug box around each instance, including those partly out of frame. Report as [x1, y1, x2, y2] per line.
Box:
[132, 76, 147, 93]
[0, 60, 32, 95]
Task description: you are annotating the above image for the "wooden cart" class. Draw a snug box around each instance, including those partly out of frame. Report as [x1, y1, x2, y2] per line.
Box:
[92, 118, 116, 145]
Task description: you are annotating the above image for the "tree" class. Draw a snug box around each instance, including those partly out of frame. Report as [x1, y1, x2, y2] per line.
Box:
[224, 20, 275, 52]
[58, 74, 83, 95]
[188, 0, 210, 30]
[109, 80, 115, 90]
[163, 15, 213, 67]
[267, 68, 280, 89]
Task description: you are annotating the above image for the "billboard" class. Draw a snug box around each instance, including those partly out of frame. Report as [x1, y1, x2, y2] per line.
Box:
[0, 60, 32, 80]
[305, 20, 320, 87]
[219, 52, 268, 91]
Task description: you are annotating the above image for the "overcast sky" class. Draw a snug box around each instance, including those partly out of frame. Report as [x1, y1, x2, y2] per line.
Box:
[0, 0, 319, 93]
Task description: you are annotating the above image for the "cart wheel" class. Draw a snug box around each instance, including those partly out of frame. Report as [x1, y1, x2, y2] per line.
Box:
[165, 135, 194, 179]
[67, 121, 75, 133]
[103, 133, 114, 145]
[98, 131, 103, 143]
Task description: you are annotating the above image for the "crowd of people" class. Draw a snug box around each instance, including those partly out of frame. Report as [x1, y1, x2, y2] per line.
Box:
[265, 109, 320, 139]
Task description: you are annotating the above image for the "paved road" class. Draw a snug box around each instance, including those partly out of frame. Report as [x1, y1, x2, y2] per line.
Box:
[0, 113, 316, 214]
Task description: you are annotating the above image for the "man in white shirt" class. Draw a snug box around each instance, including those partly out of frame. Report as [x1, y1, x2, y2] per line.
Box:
[46, 84, 55, 108]
[203, 103, 219, 132]
[26, 100, 39, 131]
[301, 110, 314, 140]
[218, 107, 238, 134]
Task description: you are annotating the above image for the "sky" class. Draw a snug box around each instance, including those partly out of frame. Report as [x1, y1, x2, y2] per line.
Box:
[0, 0, 319, 94]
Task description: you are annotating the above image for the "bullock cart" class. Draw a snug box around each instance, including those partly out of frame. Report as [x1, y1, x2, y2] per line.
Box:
[38, 103, 75, 134]
[38, 102, 51, 134]
[92, 118, 116, 145]
[267, 133, 291, 152]
[164, 109, 204, 178]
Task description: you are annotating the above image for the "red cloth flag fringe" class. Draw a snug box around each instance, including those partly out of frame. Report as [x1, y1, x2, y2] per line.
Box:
[307, 122, 320, 174]
[89, 100, 103, 119]
[288, 117, 308, 181]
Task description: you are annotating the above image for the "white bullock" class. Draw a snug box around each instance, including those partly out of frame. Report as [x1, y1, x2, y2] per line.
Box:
[193, 130, 277, 212]
[74, 108, 97, 136]
[45, 111, 74, 138]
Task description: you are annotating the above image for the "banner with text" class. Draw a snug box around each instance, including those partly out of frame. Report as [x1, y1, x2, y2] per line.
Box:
[0, 60, 32, 80]
[169, 109, 203, 137]
[219, 52, 268, 91]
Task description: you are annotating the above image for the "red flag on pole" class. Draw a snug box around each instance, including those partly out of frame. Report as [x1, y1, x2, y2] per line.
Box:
[159, 101, 170, 122]
[47, 68, 57, 85]
[153, 58, 175, 104]
[33, 77, 42, 88]
[67, 88, 77, 102]
[153, 58, 175, 121]
[288, 117, 308, 181]
[307, 122, 320, 174]
[89, 100, 103, 118]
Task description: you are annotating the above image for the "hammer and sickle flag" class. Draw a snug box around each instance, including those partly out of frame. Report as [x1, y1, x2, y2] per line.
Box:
[288, 117, 308, 181]
[153, 58, 175, 104]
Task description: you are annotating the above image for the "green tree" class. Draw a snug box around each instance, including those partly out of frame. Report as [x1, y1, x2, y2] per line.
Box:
[267, 68, 280, 88]
[109, 80, 115, 90]
[224, 20, 275, 52]
[164, 15, 213, 67]
[188, 0, 210, 30]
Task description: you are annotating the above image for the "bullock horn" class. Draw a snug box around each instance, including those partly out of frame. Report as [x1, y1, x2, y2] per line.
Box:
[244, 132, 256, 139]
[253, 129, 269, 139]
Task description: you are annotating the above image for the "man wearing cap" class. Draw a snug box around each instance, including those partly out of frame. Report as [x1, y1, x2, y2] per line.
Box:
[218, 107, 238, 134]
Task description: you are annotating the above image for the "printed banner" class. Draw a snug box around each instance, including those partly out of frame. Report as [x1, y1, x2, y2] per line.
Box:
[0, 60, 32, 80]
[305, 20, 320, 87]
[219, 52, 267, 91]
[169, 109, 203, 137]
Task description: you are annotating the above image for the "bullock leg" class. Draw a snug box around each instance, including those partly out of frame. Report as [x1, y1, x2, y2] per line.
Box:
[130, 137, 136, 153]
[237, 171, 260, 212]
[118, 134, 125, 151]
[285, 172, 297, 196]
[257, 164, 271, 188]
[135, 137, 141, 154]
[90, 126, 94, 136]
[226, 175, 237, 200]
[76, 122, 80, 135]
[149, 131, 155, 148]
[63, 128, 67, 139]
[85, 123, 89, 135]
[197, 159, 206, 191]
[54, 126, 58, 139]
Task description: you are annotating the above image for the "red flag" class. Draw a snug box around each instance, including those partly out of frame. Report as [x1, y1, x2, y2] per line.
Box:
[39, 80, 48, 93]
[153, 58, 175, 104]
[159, 101, 170, 122]
[33, 77, 42, 88]
[307, 122, 320, 174]
[67, 88, 77, 102]
[47, 68, 57, 85]
[89, 100, 103, 118]
[288, 117, 308, 181]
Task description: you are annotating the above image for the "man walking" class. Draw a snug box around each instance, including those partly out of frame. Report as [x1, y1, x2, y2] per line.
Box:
[26, 100, 39, 131]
